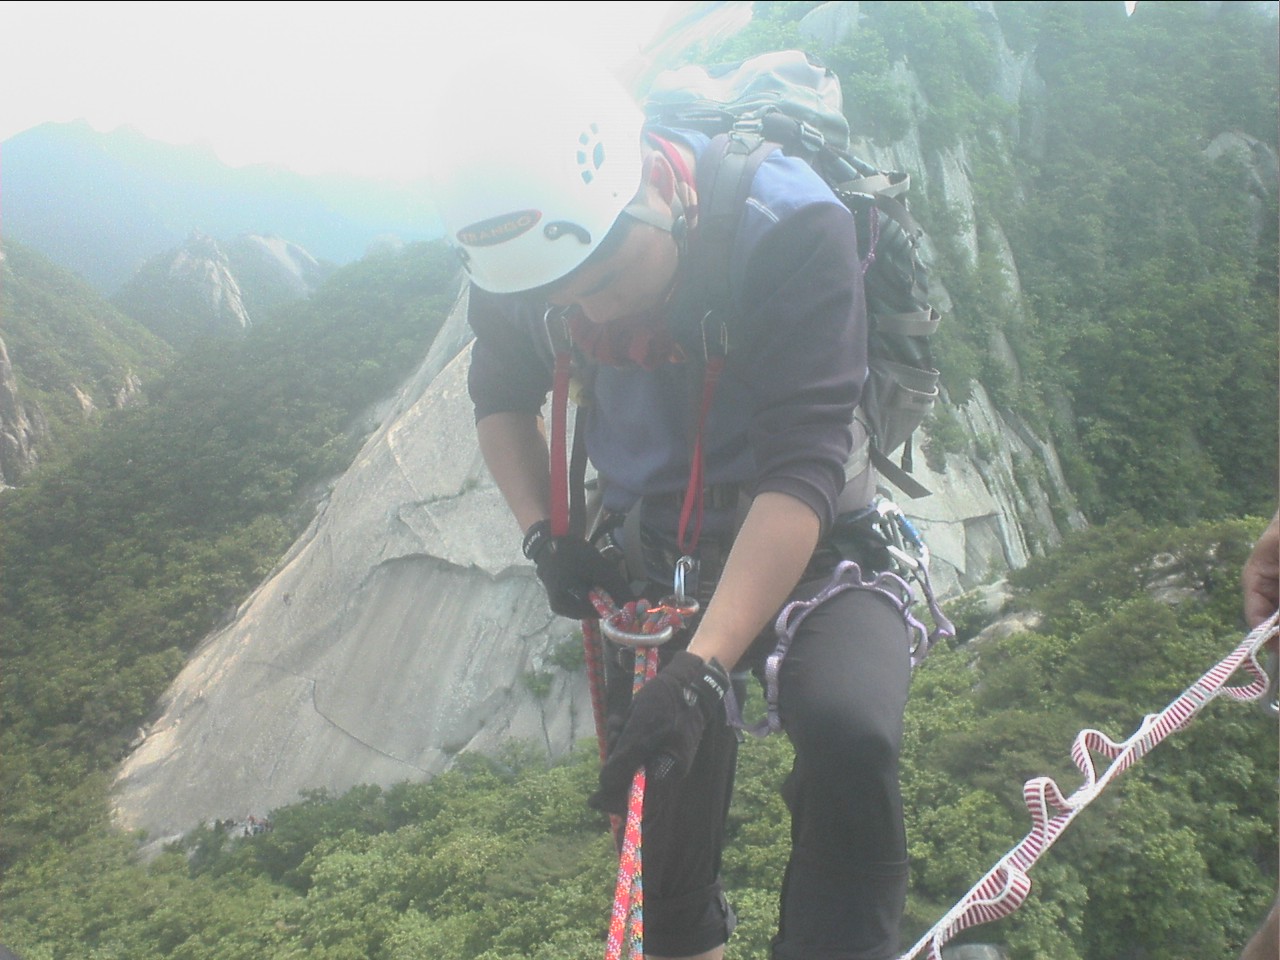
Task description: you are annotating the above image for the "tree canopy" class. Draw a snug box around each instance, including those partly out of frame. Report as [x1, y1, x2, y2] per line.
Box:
[1, 3, 1276, 958]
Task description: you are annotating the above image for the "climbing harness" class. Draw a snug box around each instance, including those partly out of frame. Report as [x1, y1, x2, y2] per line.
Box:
[723, 553, 954, 738]
[723, 496, 956, 737]
[896, 610, 1280, 960]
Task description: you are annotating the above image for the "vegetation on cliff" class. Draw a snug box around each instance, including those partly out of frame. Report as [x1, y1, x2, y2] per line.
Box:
[0, 243, 458, 875]
[3, 517, 1274, 959]
[0, 3, 1275, 958]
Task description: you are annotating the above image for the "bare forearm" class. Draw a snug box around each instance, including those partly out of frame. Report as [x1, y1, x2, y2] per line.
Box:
[476, 411, 552, 535]
[686, 491, 821, 671]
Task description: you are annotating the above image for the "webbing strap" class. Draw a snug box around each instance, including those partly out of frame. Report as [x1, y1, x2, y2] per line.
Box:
[582, 620, 610, 764]
[897, 611, 1280, 960]
[694, 133, 776, 312]
[672, 134, 772, 557]
[871, 448, 933, 500]
[548, 310, 573, 537]
[570, 404, 590, 539]
[878, 306, 942, 338]
[677, 354, 726, 554]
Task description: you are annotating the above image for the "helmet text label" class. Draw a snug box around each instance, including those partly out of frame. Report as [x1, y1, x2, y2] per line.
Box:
[457, 210, 542, 247]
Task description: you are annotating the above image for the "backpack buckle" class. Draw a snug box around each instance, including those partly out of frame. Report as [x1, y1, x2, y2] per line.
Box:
[543, 304, 574, 354]
[700, 311, 729, 361]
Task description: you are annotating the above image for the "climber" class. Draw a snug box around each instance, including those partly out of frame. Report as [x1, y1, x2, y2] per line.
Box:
[432, 56, 914, 960]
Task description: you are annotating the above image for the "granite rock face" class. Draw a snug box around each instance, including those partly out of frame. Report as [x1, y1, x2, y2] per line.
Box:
[114, 294, 590, 840]
[0, 335, 46, 486]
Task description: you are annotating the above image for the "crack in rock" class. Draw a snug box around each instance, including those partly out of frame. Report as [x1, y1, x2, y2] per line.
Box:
[246, 659, 432, 775]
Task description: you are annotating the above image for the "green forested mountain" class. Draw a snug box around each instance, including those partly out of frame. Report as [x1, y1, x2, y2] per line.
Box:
[0, 242, 458, 875]
[769, 0, 1278, 524]
[0, 3, 1276, 960]
[707, 1, 1277, 524]
[0, 242, 174, 478]
[1004, 2, 1279, 521]
[109, 232, 335, 352]
[2, 517, 1273, 959]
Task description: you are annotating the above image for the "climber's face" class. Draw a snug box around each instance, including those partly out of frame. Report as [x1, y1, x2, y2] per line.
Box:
[547, 154, 682, 328]
[547, 216, 678, 328]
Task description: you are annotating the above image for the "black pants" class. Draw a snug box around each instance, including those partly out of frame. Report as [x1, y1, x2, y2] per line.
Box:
[603, 570, 912, 959]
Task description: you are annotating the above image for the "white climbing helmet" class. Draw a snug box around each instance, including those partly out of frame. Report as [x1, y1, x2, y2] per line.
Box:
[430, 57, 646, 294]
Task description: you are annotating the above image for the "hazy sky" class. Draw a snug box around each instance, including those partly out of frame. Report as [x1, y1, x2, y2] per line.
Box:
[0, 1, 679, 182]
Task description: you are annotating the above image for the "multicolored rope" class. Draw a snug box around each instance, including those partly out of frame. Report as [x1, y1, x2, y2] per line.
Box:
[604, 644, 658, 960]
[543, 307, 693, 959]
[897, 610, 1280, 960]
[588, 592, 691, 960]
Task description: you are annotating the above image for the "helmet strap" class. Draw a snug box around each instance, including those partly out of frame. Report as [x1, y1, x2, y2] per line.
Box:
[621, 192, 688, 243]
[621, 134, 699, 253]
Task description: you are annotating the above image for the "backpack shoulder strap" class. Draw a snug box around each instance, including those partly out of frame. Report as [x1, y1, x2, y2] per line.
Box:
[688, 132, 778, 353]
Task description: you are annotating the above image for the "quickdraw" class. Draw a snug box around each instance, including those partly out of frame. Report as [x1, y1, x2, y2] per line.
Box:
[853, 495, 955, 662]
[897, 610, 1280, 960]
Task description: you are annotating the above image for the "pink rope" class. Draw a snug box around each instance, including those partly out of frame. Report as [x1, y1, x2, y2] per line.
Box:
[591, 592, 690, 960]
[605, 646, 659, 960]
[898, 612, 1279, 960]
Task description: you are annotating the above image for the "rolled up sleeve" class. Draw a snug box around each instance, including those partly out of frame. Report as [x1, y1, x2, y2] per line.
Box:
[733, 203, 866, 535]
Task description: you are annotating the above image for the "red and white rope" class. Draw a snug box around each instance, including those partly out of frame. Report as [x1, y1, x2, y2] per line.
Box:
[898, 611, 1279, 960]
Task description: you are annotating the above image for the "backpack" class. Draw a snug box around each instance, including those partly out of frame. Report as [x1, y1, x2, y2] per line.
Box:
[643, 50, 943, 501]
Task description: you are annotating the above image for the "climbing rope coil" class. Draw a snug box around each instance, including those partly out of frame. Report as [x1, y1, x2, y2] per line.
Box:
[897, 609, 1280, 960]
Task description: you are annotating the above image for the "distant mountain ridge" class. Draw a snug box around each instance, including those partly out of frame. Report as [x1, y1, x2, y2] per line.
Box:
[112, 231, 334, 350]
[0, 227, 334, 484]
[0, 121, 443, 292]
[0, 242, 172, 484]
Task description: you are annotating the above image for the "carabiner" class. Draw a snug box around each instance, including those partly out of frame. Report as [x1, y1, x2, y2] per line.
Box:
[658, 555, 701, 618]
[598, 598, 678, 648]
[601, 615, 673, 647]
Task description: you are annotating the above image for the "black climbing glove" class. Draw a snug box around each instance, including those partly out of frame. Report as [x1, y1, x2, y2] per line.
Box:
[523, 520, 632, 620]
[589, 650, 729, 815]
